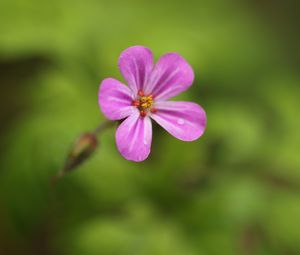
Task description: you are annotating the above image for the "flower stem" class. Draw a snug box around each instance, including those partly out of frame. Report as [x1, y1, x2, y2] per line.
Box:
[93, 120, 116, 136]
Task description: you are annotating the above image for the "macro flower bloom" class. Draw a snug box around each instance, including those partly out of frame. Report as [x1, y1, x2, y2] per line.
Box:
[98, 46, 206, 162]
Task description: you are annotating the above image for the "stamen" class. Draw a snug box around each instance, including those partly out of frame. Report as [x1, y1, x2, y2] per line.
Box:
[150, 108, 157, 113]
[140, 110, 147, 117]
[138, 90, 145, 97]
[141, 102, 149, 108]
[132, 100, 140, 107]
[133, 91, 155, 117]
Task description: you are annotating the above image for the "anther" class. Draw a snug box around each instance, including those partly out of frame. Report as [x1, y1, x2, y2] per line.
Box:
[132, 100, 140, 107]
[138, 90, 145, 97]
[140, 97, 147, 102]
[140, 110, 147, 117]
[150, 108, 157, 113]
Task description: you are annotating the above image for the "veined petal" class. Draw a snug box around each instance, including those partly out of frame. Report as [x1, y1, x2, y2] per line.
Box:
[116, 111, 152, 162]
[118, 46, 154, 95]
[145, 53, 194, 100]
[151, 101, 206, 141]
[98, 78, 135, 120]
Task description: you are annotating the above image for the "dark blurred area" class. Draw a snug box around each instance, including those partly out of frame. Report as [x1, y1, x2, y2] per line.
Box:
[0, 0, 300, 254]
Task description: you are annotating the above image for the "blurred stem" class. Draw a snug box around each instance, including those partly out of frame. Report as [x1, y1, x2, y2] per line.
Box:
[93, 120, 116, 136]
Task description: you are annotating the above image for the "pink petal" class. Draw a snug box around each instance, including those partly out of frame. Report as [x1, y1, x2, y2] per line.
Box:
[150, 101, 206, 141]
[118, 46, 154, 95]
[145, 53, 194, 100]
[98, 78, 136, 120]
[116, 111, 152, 162]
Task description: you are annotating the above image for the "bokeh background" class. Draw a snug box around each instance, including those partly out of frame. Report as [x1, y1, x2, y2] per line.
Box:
[1, 0, 300, 254]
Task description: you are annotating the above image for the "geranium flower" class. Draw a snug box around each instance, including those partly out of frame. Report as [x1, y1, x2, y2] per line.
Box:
[98, 46, 206, 162]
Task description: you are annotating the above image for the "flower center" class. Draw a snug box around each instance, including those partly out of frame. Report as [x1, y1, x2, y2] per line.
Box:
[132, 90, 157, 117]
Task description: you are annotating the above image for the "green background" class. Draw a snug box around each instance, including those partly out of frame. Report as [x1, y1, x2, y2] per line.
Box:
[1, 0, 300, 254]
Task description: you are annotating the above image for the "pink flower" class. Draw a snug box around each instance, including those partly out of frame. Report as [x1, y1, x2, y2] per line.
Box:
[98, 46, 206, 162]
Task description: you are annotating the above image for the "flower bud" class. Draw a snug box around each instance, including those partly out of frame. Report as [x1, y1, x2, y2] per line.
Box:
[52, 133, 98, 186]
[64, 132, 98, 172]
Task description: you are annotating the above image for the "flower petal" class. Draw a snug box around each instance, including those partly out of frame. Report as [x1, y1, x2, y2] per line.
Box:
[118, 46, 154, 95]
[98, 78, 135, 120]
[151, 101, 206, 141]
[116, 111, 152, 162]
[145, 53, 194, 100]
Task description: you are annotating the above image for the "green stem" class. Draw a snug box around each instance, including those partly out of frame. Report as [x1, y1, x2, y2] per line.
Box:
[93, 120, 116, 136]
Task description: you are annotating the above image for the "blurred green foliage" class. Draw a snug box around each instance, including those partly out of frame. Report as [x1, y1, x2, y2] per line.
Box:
[0, 0, 300, 254]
